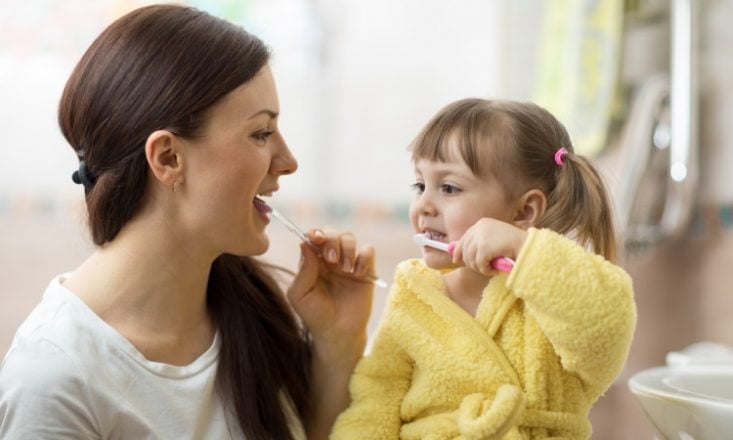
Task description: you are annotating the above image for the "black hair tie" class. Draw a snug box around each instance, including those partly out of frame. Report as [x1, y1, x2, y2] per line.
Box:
[71, 160, 96, 190]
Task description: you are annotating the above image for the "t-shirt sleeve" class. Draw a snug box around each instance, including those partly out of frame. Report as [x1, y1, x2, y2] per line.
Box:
[0, 338, 99, 439]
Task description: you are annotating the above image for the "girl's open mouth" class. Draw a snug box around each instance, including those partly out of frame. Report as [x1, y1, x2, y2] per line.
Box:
[424, 229, 447, 242]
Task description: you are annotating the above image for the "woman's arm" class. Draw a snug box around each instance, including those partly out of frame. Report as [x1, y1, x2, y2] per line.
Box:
[305, 334, 366, 439]
[287, 231, 376, 439]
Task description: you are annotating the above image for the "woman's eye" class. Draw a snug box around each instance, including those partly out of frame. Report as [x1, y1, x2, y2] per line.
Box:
[410, 182, 425, 194]
[441, 183, 461, 195]
[252, 130, 274, 142]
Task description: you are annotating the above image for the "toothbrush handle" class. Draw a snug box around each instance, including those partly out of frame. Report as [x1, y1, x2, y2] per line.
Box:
[490, 257, 514, 273]
[447, 242, 514, 273]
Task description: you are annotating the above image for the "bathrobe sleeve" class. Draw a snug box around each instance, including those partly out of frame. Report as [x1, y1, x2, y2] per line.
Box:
[330, 303, 413, 439]
[506, 228, 637, 391]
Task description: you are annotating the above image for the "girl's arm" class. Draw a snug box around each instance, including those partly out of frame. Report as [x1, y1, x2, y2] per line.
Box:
[506, 228, 636, 390]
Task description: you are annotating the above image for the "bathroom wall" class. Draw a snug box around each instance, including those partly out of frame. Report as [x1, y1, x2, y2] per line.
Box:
[592, 1, 733, 438]
[454, 1, 733, 438]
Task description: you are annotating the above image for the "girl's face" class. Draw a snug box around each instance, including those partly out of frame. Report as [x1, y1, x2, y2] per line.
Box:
[409, 143, 515, 270]
[181, 65, 297, 257]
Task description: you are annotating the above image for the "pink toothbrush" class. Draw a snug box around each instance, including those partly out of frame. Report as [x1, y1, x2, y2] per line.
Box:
[412, 233, 514, 273]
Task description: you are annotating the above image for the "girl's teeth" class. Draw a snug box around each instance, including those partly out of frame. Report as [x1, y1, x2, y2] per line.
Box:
[427, 230, 446, 241]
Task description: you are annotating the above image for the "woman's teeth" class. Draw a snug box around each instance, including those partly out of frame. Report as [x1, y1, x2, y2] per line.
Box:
[253, 196, 272, 214]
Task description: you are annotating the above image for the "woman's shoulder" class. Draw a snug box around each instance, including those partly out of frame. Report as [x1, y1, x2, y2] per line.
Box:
[2, 275, 103, 382]
[1, 332, 87, 393]
[0, 308, 96, 430]
[0, 332, 99, 437]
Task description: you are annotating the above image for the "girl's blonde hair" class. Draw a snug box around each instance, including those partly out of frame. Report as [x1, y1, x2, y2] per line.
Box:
[411, 98, 617, 262]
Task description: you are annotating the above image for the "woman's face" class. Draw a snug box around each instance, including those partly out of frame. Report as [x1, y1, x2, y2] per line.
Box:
[181, 65, 297, 257]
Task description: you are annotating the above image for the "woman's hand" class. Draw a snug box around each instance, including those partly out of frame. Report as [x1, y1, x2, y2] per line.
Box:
[451, 218, 528, 276]
[287, 228, 375, 363]
[287, 228, 376, 439]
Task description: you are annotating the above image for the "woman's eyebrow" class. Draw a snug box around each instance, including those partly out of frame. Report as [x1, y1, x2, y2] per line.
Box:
[247, 109, 278, 120]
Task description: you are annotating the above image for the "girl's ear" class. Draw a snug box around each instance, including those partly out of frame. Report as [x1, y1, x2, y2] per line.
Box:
[145, 130, 183, 191]
[513, 189, 547, 229]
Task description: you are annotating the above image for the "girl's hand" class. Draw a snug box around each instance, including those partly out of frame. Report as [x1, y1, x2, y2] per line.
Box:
[287, 228, 375, 364]
[451, 218, 527, 276]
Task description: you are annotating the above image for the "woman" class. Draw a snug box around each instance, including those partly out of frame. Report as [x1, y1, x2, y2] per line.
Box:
[0, 5, 374, 439]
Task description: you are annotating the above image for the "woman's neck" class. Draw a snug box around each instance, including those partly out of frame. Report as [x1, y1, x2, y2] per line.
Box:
[442, 267, 491, 317]
[63, 215, 217, 365]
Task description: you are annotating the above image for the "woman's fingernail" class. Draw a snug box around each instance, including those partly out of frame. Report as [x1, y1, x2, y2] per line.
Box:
[342, 258, 352, 273]
[327, 248, 338, 263]
[354, 262, 364, 276]
[314, 230, 326, 239]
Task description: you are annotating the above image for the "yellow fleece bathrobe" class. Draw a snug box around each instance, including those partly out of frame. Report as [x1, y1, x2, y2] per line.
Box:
[331, 228, 636, 439]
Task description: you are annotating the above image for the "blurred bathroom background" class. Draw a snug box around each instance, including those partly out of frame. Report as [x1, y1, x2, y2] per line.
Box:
[1, 0, 732, 438]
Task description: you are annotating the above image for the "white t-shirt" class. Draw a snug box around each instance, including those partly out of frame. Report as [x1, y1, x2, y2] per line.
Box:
[0, 275, 306, 440]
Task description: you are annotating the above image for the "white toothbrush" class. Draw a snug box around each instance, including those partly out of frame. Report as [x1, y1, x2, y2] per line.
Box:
[269, 207, 388, 289]
[413, 233, 514, 273]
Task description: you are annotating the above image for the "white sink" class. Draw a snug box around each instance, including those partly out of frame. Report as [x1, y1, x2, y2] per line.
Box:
[628, 366, 733, 440]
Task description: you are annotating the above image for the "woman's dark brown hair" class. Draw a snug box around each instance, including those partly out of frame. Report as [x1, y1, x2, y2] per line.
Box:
[58, 5, 310, 438]
[411, 98, 617, 262]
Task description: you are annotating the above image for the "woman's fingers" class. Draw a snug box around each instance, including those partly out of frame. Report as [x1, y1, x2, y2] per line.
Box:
[288, 242, 321, 305]
[353, 244, 376, 277]
[306, 228, 359, 274]
[339, 233, 357, 273]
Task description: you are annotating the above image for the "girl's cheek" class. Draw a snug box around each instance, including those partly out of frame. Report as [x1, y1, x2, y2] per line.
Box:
[408, 205, 419, 228]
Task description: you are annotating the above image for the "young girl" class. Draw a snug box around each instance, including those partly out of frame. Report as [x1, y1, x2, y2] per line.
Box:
[331, 98, 637, 439]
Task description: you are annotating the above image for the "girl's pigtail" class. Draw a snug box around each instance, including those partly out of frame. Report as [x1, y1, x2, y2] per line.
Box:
[542, 154, 617, 262]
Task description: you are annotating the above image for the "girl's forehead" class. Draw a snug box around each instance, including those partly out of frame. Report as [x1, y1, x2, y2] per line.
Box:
[412, 155, 472, 176]
[414, 134, 492, 173]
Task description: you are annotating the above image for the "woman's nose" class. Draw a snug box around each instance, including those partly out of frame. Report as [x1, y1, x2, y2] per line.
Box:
[271, 133, 298, 176]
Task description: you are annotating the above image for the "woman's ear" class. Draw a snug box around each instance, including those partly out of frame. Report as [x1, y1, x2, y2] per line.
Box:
[512, 189, 547, 229]
[145, 130, 183, 191]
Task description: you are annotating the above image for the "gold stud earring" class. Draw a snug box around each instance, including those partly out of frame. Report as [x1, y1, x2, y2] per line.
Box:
[172, 180, 181, 193]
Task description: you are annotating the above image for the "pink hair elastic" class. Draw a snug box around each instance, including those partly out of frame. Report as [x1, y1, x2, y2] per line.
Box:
[554, 148, 568, 166]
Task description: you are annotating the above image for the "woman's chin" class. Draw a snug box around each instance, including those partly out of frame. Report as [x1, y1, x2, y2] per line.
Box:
[233, 235, 269, 257]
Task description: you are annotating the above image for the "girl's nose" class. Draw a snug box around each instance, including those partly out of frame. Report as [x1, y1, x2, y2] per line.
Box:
[413, 193, 437, 216]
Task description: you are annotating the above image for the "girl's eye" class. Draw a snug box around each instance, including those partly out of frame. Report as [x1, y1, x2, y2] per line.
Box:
[410, 182, 425, 194]
[441, 183, 461, 195]
[252, 130, 274, 142]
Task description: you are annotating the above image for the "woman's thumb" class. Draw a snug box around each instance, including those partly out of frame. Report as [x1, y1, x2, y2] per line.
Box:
[288, 243, 320, 305]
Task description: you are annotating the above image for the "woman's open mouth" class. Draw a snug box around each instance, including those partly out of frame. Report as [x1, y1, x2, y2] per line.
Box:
[253, 196, 272, 215]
